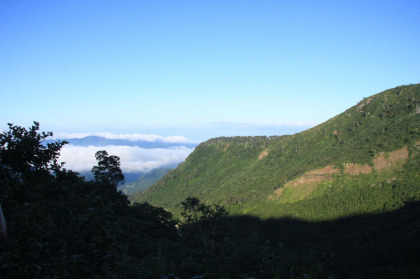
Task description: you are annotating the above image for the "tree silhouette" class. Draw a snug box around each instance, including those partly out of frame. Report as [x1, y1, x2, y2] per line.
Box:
[0, 121, 67, 182]
[180, 197, 227, 254]
[92, 150, 125, 187]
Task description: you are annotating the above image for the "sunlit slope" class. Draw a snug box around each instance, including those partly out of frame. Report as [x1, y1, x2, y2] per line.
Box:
[131, 84, 420, 218]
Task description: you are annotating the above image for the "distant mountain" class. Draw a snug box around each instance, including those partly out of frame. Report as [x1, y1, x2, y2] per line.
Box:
[45, 135, 197, 149]
[132, 84, 420, 219]
[118, 167, 172, 195]
[79, 170, 145, 184]
[44, 135, 197, 184]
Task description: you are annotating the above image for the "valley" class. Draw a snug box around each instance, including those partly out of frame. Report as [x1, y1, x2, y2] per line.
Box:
[1, 84, 419, 278]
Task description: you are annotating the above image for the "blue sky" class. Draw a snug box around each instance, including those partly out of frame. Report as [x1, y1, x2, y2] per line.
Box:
[1, 0, 419, 141]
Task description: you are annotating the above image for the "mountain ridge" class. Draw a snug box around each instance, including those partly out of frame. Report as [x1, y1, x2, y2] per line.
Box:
[44, 135, 197, 149]
[131, 84, 420, 219]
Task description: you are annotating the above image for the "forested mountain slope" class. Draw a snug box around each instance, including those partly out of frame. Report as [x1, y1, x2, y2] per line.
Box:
[132, 84, 420, 219]
[2, 86, 419, 278]
[118, 167, 171, 194]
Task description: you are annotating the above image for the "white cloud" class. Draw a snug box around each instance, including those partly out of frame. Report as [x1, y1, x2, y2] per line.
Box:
[58, 144, 194, 173]
[52, 132, 196, 143]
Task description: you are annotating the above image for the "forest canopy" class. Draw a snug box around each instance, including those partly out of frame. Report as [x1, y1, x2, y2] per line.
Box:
[0, 121, 419, 278]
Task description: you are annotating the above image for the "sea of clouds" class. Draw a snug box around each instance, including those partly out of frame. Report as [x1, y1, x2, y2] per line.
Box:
[52, 132, 194, 144]
[59, 145, 194, 173]
[54, 133, 196, 174]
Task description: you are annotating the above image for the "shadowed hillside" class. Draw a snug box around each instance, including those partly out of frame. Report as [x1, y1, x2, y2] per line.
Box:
[186, 201, 420, 279]
[1, 121, 419, 278]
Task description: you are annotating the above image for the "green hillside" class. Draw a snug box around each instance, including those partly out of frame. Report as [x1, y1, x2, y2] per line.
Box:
[118, 167, 171, 194]
[131, 84, 420, 219]
[2, 88, 419, 278]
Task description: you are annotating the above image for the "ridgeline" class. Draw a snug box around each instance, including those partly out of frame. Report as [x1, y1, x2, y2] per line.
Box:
[1, 84, 419, 278]
[132, 84, 420, 220]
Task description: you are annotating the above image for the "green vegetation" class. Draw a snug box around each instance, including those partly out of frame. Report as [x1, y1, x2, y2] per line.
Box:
[0, 122, 341, 278]
[132, 84, 420, 220]
[1, 84, 420, 278]
[0, 123, 176, 277]
[233, 152, 420, 220]
[118, 167, 171, 194]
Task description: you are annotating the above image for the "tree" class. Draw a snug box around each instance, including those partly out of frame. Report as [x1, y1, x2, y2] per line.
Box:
[92, 150, 125, 187]
[180, 197, 227, 254]
[0, 121, 67, 182]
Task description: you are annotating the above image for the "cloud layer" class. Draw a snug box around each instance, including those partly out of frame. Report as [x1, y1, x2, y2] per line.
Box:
[59, 144, 194, 173]
[52, 132, 196, 144]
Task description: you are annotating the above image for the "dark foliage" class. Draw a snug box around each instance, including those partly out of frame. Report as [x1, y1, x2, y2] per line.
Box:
[92, 150, 125, 187]
[0, 123, 178, 278]
[1, 107, 419, 278]
[179, 197, 227, 256]
[0, 122, 67, 183]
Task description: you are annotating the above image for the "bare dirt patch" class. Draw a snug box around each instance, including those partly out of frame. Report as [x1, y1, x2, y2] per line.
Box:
[344, 163, 372, 175]
[258, 149, 269, 160]
[271, 145, 412, 200]
[271, 166, 338, 200]
[374, 147, 409, 171]
[274, 188, 284, 196]
[284, 166, 338, 189]
[269, 188, 283, 200]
